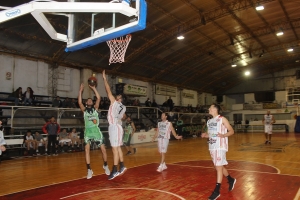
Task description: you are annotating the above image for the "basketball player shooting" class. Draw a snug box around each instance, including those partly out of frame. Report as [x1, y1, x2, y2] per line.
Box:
[102, 70, 127, 180]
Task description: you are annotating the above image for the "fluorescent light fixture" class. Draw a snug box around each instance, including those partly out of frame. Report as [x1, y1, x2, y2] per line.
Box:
[276, 31, 283, 36]
[256, 5, 264, 11]
[177, 35, 184, 40]
[245, 71, 250, 76]
[231, 64, 237, 67]
[287, 48, 294, 52]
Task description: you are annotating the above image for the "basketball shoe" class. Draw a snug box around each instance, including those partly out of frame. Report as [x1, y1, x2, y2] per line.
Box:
[103, 165, 110, 175]
[208, 191, 220, 200]
[87, 169, 93, 179]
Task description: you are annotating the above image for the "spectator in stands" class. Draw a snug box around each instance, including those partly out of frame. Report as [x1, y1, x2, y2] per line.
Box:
[58, 128, 72, 152]
[23, 87, 34, 106]
[24, 130, 36, 156]
[62, 97, 72, 108]
[8, 87, 22, 106]
[167, 96, 174, 111]
[151, 99, 158, 108]
[52, 96, 62, 107]
[0, 120, 6, 155]
[70, 98, 78, 108]
[132, 99, 140, 106]
[145, 98, 151, 107]
[69, 128, 81, 151]
[34, 131, 47, 155]
[43, 116, 60, 156]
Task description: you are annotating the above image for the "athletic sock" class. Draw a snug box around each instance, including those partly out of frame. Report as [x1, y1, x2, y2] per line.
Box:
[214, 183, 221, 193]
[104, 161, 107, 166]
[87, 164, 91, 170]
[112, 165, 118, 172]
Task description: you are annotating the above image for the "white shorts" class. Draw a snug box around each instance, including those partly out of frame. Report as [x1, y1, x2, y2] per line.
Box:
[210, 149, 228, 166]
[109, 124, 123, 147]
[264, 125, 272, 134]
[157, 138, 169, 153]
[59, 139, 71, 144]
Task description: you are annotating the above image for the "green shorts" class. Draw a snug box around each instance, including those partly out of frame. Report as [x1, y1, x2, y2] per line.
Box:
[84, 127, 104, 146]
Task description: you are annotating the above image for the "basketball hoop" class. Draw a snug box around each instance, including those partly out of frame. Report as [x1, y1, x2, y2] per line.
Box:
[107, 34, 131, 65]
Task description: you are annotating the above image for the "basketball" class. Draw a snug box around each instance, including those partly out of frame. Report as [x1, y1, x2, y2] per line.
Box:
[88, 76, 97, 87]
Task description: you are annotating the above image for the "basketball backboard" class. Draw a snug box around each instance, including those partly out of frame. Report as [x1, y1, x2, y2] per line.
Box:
[0, 0, 147, 52]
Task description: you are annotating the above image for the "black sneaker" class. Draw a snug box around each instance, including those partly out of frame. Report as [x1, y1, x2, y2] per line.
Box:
[119, 166, 127, 175]
[208, 191, 220, 200]
[228, 178, 236, 191]
[268, 141, 271, 145]
[265, 140, 268, 144]
[126, 151, 132, 155]
[108, 171, 120, 180]
[133, 148, 137, 154]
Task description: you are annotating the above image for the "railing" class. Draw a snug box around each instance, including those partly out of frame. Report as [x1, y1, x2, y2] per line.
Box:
[233, 124, 289, 133]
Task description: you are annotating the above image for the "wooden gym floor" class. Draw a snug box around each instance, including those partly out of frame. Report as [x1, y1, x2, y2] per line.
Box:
[1, 132, 300, 200]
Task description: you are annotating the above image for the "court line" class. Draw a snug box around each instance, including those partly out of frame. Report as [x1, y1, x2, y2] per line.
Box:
[294, 187, 300, 200]
[60, 188, 185, 200]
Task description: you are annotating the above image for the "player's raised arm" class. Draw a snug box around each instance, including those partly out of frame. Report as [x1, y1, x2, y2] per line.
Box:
[78, 83, 86, 112]
[102, 70, 115, 104]
[89, 85, 100, 110]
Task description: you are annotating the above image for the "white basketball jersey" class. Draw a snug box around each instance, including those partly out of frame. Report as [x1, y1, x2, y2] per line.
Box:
[264, 115, 273, 125]
[158, 120, 172, 139]
[207, 115, 228, 151]
[107, 100, 126, 125]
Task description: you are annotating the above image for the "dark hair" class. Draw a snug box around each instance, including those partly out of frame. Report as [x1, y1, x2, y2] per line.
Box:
[27, 130, 31, 133]
[212, 103, 222, 114]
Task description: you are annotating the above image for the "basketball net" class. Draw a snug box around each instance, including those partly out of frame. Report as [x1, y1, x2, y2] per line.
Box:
[107, 34, 131, 65]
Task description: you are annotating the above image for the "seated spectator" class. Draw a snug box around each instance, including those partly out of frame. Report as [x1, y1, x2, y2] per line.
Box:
[58, 128, 71, 152]
[69, 128, 81, 150]
[23, 87, 34, 106]
[52, 96, 62, 107]
[8, 87, 22, 106]
[151, 99, 158, 107]
[24, 130, 36, 156]
[62, 97, 71, 108]
[34, 131, 47, 155]
[145, 98, 151, 107]
[70, 98, 78, 108]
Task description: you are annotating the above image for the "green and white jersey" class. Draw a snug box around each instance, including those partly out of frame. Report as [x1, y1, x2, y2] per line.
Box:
[84, 107, 103, 145]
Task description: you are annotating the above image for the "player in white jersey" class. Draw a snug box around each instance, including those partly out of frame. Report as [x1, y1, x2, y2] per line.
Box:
[201, 103, 236, 200]
[152, 112, 182, 172]
[103, 70, 127, 180]
[262, 110, 275, 144]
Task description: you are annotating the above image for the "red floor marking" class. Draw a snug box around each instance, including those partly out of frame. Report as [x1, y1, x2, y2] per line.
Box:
[2, 161, 300, 200]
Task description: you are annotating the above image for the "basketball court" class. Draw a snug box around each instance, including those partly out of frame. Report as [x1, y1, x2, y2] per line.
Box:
[1, 132, 300, 199]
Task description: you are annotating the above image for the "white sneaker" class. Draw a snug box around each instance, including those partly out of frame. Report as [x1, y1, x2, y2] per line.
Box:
[103, 165, 110, 175]
[87, 169, 93, 179]
[162, 163, 167, 171]
[157, 164, 162, 172]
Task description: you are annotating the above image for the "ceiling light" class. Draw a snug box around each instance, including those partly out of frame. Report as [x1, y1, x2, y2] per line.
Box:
[255, 5, 264, 11]
[231, 64, 237, 67]
[287, 48, 294, 52]
[276, 31, 283, 36]
[245, 71, 250, 76]
[177, 35, 184, 40]
[296, 60, 300, 63]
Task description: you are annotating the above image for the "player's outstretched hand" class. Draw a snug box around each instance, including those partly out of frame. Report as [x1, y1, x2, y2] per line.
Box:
[217, 133, 225, 138]
[201, 132, 209, 138]
[176, 135, 182, 140]
[88, 84, 96, 90]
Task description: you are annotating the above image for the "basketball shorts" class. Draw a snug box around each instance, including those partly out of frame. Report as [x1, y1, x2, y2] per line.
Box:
[157, 137, 169, 153]
[109, 124, 123, 147]
[264, 125, 272, 134]
[84, 127, 104, 147]
[210, 149, 228, 166]
[123, 133, 132, 146]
